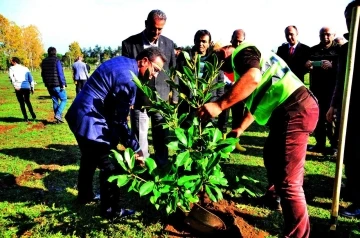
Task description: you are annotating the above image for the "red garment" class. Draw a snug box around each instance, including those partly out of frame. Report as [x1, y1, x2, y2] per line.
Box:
[289, 46, 295, 55]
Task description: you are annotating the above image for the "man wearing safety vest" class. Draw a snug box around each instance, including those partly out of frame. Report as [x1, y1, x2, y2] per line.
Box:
[199, 41, 319, 237]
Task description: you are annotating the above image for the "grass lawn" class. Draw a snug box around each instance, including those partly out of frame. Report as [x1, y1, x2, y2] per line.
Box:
[0, 70, 359, 237]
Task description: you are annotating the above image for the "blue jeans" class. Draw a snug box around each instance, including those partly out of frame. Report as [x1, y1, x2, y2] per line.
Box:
[47, 86, 67, 117]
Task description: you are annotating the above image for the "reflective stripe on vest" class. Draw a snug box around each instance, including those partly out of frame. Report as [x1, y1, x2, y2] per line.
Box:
[231, 42, 303, 125]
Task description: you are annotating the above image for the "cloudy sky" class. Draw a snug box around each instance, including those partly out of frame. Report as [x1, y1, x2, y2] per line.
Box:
[0, 0, 350, 54]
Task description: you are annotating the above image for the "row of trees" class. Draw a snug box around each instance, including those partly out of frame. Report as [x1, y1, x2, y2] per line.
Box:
[0, 14, 125, 71]
[0, 14, 44, 71]
[0, 14, 192, 71]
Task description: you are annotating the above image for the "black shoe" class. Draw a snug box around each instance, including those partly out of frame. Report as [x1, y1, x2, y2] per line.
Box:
[101, 207, 135, 220]
[76, 193, 101, 204]
[325, 147, 338, 157]
[339, 204, 360, 218]
[258, 195, 282, 211]
[24, 118, 29, 122]
[54, 115, 64, 123]
[307, 145, 325, 153]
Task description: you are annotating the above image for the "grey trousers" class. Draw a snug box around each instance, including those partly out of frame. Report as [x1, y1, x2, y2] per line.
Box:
[130, 108, 169, 166]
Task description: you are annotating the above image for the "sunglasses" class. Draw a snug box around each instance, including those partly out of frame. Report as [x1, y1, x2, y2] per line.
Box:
[151, 62, 162, 73]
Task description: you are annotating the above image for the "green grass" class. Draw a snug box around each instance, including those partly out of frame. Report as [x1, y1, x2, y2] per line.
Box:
[0, 70, 359, 237]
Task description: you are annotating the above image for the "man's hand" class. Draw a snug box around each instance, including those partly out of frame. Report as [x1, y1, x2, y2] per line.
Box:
[321, 60, 332, 70]
[326, 106, 336, 123]
[305, 60, 313, 70]
[197, 102, 222, 122]
[135, 150, 145, 166]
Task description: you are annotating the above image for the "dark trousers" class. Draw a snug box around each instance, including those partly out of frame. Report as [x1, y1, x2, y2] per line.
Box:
[313, 98, 338, 148]
[75, 80, 87, 95]
[264, 88, 319, 238]
[217, 101, 245, 133]
[343, 104, 360, 206]
[15, 89, 36, 120]
[75, 135, 121, 211]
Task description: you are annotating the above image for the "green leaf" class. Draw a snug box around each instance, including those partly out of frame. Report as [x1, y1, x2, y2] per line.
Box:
[212, 185, 224, 201]
[159, 185, 171, 193]
[124, 148, 134, 170]
[107, 175, 130, 187]
[117, 175, 131, 187]
[108, 175, 120, 183]
[128, 179, 137, 192]
[183, 66, 195, 83]
[167, 141, 179, 151]
[212, 128, 222, 143]
[205, 185, 217, 202]
[110, 149, 127, 171]
[177, 175, 200, 186]
[145, 158, 157, 174]
[139, 181, 155, 197]
[175, 151, 190, 167]
[175, 128, 187, 147]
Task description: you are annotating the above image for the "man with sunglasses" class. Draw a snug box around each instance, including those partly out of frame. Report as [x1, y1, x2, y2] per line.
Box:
[65, 47, 167, 219]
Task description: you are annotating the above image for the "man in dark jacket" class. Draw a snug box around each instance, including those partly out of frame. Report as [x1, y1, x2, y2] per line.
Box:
[41, 47, 67, 123]
[276, 26, 310, 83]
[65, 47, 167, 219]
[326, 0, 360, 218]
[122, 9, 177, 167]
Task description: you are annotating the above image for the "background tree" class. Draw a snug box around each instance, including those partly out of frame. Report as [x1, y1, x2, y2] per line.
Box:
[68, 41, 82, 66]
[21, 25, 44, 70]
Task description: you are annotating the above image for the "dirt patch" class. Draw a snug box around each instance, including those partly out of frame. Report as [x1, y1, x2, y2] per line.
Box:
[27, 121, 46, 131]
[39, 164, 61, 171]
[0, 125, 16, 134]
[164, 199, 270, 238]
[16, 164, 45, 185]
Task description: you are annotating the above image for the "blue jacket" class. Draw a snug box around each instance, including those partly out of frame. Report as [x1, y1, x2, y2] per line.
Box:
[65, 56, 140, 151]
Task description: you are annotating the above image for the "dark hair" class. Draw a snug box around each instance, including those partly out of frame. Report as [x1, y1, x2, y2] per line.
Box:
[136, 47, 167, 63]
[345, 0, 360, 14]
[11, 57, 21, 64]
[147, 9, 167, 22]
[47, 47, 57, 56]
[194, 30, 212, 43]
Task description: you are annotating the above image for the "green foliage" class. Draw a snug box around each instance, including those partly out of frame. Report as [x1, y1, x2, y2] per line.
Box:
[110, 54, 239, 215]
[0, 69, 359, 237]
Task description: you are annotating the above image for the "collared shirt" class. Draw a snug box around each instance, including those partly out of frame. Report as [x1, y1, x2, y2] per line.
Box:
[142, 31, 159, 48]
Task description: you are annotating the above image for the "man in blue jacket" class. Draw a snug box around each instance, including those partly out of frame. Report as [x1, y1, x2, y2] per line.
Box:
[65, 47, 167, 219]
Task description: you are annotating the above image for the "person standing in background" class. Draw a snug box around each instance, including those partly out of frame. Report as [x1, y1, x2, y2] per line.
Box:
[122, 9, 178, 166]
[326, 0, 360, 218]
[276, 26, 311, 83]
[41, 47, 67, 123]
[306, 27, 341, 156]
[72, 56, 89, 95]
[9, 57, 36, 122]
[216, 29, 247, 152]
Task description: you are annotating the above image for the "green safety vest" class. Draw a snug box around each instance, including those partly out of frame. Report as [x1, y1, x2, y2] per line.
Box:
[231, 42, 304, 125]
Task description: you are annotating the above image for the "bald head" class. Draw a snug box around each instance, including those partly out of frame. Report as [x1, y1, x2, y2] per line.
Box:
[231, 29, 246, 47]
[285, 25, 299, 46]
[319, 26, 335, 47]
